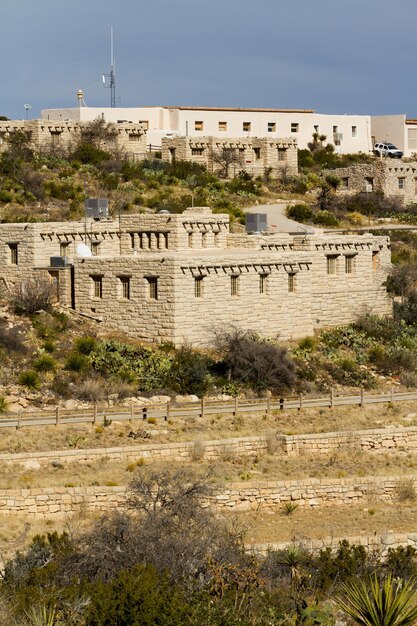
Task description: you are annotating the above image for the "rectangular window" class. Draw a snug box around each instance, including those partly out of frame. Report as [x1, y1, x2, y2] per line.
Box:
[119, 276, 131, 300]
[231, 275, 239, 296]
[188, 232, 193, 247]
[92, 276, 103, 298]
[243, 122, 251, 132]
[326, 255, 338, 275]
[277, 148, 287, 161]
[194, 121, 204, 131]
[288, 273, 296, 293]
[50, 131, 61, 146]
[218, 121, 227, 131]
[267, 122, 276, 132]
[291, 123, 299, 133]
[191, 147, 205, 155]
[147, 277, 158, 300]
[345, 255, 355, 274]
[259, 274, 268, 294]
[398, 178, 405, 190]
[8, 243, 18, 265]
[372, 251, 381, 271]
[365, 177, 374, 191]
[253, 147, 261, 160]
[333, 125, 338, 134]
[60, 242, 70, 257]
[130, 233, 136, 249]
[91, 242, 100, 256]
[139, 120, 149, 130]
[194, 277, 203, 298]
[351, 125, 358, 138]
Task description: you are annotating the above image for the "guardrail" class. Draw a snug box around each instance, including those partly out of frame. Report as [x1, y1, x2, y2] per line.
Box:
[1, 388, 416, 430]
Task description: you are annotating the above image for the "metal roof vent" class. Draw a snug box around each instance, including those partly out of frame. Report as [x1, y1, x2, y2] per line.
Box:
[85, 198, 109, 219]
[245, 213, 267, 234]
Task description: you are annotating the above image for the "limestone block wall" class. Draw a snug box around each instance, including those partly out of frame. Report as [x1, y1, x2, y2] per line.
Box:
[0, 474, 413, 517]
[161, 136, 298, 178]
[331, 161, 417, 205]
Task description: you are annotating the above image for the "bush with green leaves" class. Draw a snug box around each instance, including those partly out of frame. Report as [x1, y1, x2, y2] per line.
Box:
[32, 353, 56, 373]
[286, 203, 314, 222]
[18, 369, 41, 390]
[65, 352, 90, 373]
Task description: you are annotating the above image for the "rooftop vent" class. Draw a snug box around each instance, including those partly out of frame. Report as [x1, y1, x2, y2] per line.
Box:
[245, 213, 267, 234]
[50, 256, 68, 267]
[85, 198, 109, 219]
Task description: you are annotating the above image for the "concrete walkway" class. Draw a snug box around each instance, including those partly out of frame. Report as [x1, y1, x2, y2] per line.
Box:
[243, 202, 315, 234]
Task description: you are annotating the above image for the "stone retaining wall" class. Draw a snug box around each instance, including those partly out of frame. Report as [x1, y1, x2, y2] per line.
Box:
[3, 425, 417, 467]
[0, 474, 414, 517]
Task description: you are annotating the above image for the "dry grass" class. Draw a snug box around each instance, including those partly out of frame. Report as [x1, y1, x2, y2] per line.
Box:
[0, 400, 416, 454]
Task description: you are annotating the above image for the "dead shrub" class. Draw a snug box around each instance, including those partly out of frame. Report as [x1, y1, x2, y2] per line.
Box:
[189, 439, 205, 462]
[265, 431, 278, 455]
[76, 378, 107, 402]
[0, 321, 27, 354]
[395, 478, 417, 502]
[11, 277, 54, 315]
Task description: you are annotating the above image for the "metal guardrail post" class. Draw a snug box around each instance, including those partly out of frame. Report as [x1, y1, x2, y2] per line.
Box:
[56, 406, 61, 426]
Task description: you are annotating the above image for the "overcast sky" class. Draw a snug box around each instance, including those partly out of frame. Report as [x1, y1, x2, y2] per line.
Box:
[1, 0, 415, 120]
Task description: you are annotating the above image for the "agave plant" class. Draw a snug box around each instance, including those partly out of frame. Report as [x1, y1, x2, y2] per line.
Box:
[336, 574, 417, 626]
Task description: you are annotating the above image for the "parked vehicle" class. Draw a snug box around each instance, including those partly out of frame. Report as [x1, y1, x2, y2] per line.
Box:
[373, 142, 403, 158]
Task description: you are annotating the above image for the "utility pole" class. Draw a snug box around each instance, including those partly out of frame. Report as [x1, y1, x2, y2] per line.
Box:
[102, 26, 116, 107]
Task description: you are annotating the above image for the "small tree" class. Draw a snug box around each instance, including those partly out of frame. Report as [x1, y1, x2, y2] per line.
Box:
[11, 277, 54, 315]
[211, 147, 243, 178]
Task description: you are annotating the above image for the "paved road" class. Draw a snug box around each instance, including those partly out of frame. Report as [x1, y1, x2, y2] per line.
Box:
[243, 202, 315, 234]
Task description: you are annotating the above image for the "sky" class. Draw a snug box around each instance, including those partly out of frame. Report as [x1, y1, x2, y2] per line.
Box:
[1, 0, 416, 120]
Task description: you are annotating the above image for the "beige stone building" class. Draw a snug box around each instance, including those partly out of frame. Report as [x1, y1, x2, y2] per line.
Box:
[0, 207, 391, 346]
[330, 161, 417, 204]
[161, 136, 298, 178]
[0, 119, 147, 161]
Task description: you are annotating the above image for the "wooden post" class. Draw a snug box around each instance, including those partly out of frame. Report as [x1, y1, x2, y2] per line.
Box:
[234, 396, 238, 417]
[166, 401, 170, 422]
[391, 386, 394, 403]
[55, 406, 61, 426]
[330, 388, 334, 408]
[17, 409, 22, 430]
[279, 397, 284, 411]
[130, 400, 134, 424]
[298, 395, 303, 411]
[360, 388, 365, 407]
[201, 396, 205, 419]
[266, 396, 271, 415]
[93, 402, 98, 425]
[142, 406, 147, 421]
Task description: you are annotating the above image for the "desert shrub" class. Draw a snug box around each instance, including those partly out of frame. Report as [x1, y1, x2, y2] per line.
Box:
[286, 204, 313, 222]
[32, 354, 56, 373]
[51, 375, 73, 398]
[43, 339, 55, 353]
[378, 346, 415, 374]
[395, 291, 417, 325]
[18, 370, 40, 390]
[311, 540, 371, 593]
[11, 277, 54, 315]
[0, 396, 9, 413]
[385, 545, 417, 579]
[395, 478, 417, 502]
[400, 371, 417, 388]
[74, 336, 97, 355]
[167, 346, 212, 396]
[32, 311, 68, 339]
[75, 378, 106, 402]
[189, 439, 205, 462]
[355, 315, 401, 342]
[215, 327, 296, 394]
[312, 210, 340, 227]
[70, 142, 111, 165]
[65, 352, 90, 373]
[297, 336, 317, 351]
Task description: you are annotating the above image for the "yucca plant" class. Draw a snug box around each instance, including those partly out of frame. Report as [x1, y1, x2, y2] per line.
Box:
[336, 574, 417, 626]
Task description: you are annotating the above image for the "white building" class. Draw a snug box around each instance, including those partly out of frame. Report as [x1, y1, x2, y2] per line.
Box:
[371, 115, 417, 158]
[41, 104, 373, 155]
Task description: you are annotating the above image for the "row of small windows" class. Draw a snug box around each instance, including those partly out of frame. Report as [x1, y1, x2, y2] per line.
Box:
[193, 121, 358, 137]
[190, 146, 288, 160]
[326, 252, 381, 274]
[90, 273, 297, 301]
[342, 177, 417, 193]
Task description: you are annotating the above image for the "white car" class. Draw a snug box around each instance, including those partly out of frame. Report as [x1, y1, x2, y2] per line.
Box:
[373, 142, 403, 158]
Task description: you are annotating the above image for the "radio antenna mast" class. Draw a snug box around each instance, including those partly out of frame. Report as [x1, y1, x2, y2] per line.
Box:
[102, 26, 116, 107]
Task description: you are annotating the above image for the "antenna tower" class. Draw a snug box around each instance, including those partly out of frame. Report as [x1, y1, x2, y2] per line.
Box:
[102, 26, 116, 107]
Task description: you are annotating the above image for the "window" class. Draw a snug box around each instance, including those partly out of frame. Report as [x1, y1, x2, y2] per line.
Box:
[333, 126, 338, 134]
[50, 131, 61, 146]
[194, 277, 203, 298]
[194, 121, 204, 131]
[259, 274, 268, 294]
[326, 255, 338, 275]
[345, 255, 355, 274]
[398, 177, 405, 190]
[8, 243, 18, 265]
[119, 276, 131, 300]
[191, 147, 205, 155]
[128, 133, 142, 141]
[291, 123, 299, 133]
[91, 242, 100, 256]
[253, 147, 261, 160]
[351, 126, 358, 138]
[342, 177, 349, 188]
[231, 275, 239, 296]
[147, 277, 158, 300]
[188, 232, 193, 247]
[218, 121, 227, 131]
[168, 147, 176, 161]
[130, 233, 136, 249]
[92, 276, 103, 298]
[243, 122, 251, 132]
[372, 251, 381, 271]
[60, 242, 70, 257]
[267, 122, 276, 133]
[139, 120, 149, 130]
[288, 273, 296, 293]
[365, 177, 374, 191]
[277, 148, 287, 161]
